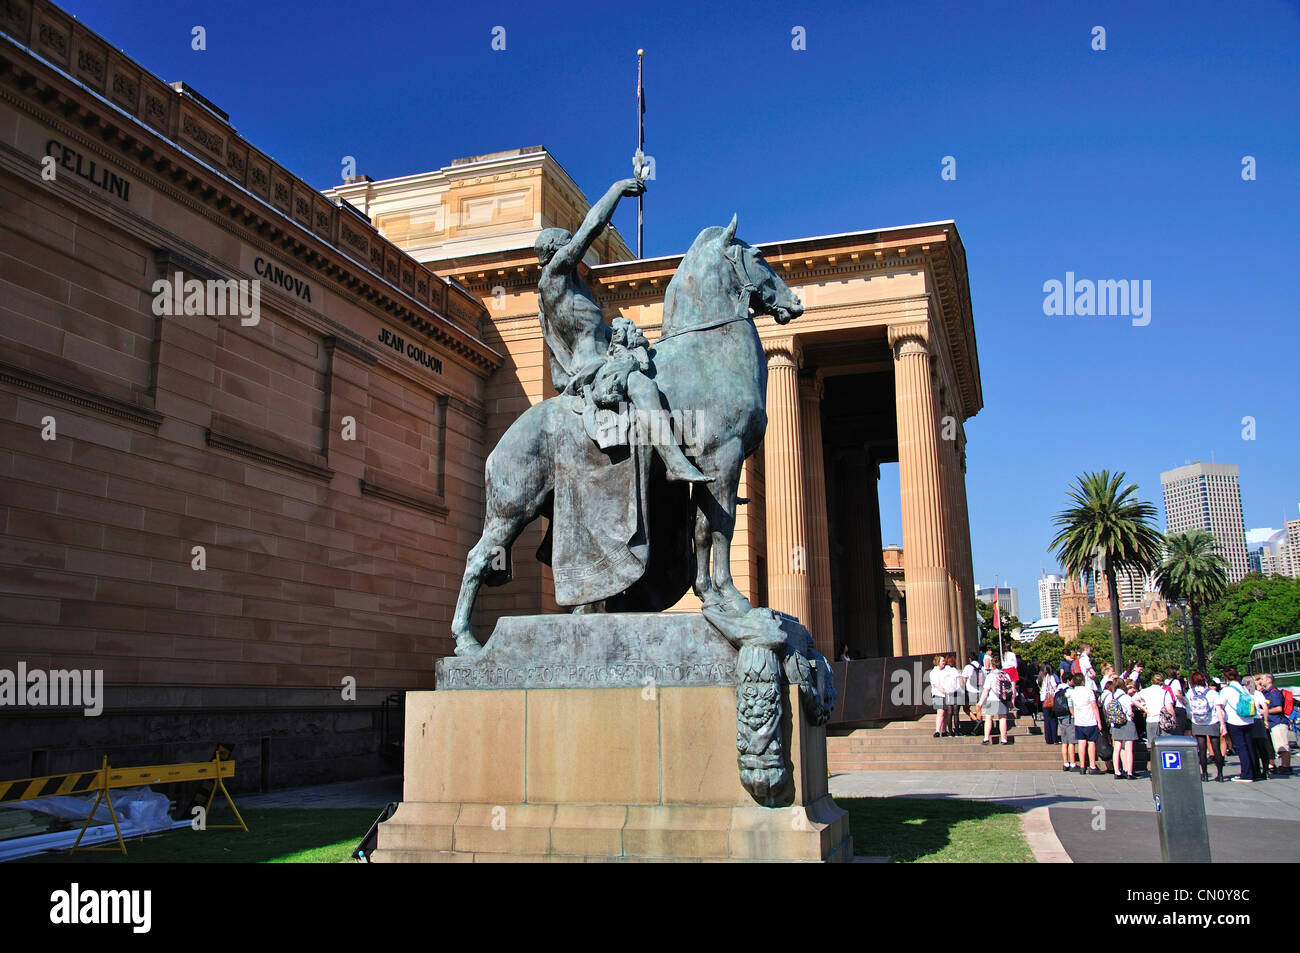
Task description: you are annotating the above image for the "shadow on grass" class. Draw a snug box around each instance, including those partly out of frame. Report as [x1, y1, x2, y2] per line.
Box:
[16, 809, 377, 864]
[837, 796, 1033, 863]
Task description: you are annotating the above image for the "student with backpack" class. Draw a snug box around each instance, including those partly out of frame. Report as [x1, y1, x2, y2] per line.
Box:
[1054, 669, 1077, 770]
[1220, 667, 1259, 782]
[1187, 671, 1226, 782]
[978, 657, 1015, 745]
[1134, 671, 1174, 748]
[1107, 679, 1139, 779]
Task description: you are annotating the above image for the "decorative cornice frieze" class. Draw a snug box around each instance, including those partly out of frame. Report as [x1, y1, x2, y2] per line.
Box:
[0, 358, 162, 428]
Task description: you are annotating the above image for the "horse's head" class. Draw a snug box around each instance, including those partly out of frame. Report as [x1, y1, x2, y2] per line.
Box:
[716, 214, 803, 325]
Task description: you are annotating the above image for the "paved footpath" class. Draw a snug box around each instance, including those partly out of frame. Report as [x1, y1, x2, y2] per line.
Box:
[829, 754, 1300, 862]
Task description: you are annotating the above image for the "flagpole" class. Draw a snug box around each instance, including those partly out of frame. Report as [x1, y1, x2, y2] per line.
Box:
[636, 48, 644, 259]
[995, 573, 1003, 662]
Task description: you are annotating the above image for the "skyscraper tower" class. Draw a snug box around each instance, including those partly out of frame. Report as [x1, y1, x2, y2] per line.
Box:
[1160, 462, 1249, 583]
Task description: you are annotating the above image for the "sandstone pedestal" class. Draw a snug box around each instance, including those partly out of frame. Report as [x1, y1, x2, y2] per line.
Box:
[373, 613, 853, 862]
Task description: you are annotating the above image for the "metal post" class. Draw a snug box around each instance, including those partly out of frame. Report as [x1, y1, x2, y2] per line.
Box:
[1150, 735, 1211, 862]
[636, 48, 644, 259]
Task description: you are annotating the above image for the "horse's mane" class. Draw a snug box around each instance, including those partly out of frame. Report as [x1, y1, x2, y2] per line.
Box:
[659, 225, 729, 338]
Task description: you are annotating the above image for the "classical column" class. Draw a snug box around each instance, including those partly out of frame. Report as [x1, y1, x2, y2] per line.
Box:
[954, 436, 978, 653]
[762, 337, 813, 629]
[888, 321, 952, 656]
[862, 450, 886, 657]
[798, 372, 835, 659]
[838, 449, 873, 657]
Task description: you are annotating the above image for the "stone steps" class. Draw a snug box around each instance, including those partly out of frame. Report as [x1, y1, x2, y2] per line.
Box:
[828, 715, 1150, 773]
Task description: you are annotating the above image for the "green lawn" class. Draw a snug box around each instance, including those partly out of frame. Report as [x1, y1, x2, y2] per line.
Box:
[14, 799, 1031, 863]
[18, 808, 376, 864]
[837, 796, 1034, 863]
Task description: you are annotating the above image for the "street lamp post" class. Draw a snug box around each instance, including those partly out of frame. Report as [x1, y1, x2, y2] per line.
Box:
[1178, 601, 1192, 672]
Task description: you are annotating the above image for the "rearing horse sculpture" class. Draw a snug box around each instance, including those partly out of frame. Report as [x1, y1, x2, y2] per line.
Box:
[450, 216, 803, 655]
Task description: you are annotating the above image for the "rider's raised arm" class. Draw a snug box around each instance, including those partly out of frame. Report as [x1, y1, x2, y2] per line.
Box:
[549, 178, 644, 272]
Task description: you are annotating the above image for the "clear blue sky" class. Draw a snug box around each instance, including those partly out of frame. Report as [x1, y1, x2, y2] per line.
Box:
[71, 0, 1300, 616]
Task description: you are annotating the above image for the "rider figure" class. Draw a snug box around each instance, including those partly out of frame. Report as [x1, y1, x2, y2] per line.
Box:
[535, 177, 708, 483]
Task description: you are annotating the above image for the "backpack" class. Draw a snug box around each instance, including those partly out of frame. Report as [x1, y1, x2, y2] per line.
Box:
[1158, 689, 1178, 733]
[1071, 659, 1082, 675]
[1232, 685, 1256, 719]
[995, 671, 1014, 704]
[1283, 689, 1294, 717]
[1188, 688, 1211, 723]
[1105, 693, 1128, 728]
[1053, 687, 1071, 717]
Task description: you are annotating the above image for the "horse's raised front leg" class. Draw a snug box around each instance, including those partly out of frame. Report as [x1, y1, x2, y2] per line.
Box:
[704, 439, 752, 616]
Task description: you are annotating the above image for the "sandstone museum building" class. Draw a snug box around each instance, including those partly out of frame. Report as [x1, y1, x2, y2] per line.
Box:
[0, 1, 981, 785]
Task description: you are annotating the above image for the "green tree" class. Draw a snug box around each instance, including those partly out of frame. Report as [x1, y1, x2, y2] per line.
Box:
[1199, 573, 1300, 674]
[974, 598, 1020, 654]
[1049, 471, 1163, 674]
[1157, 528, 1229, 671]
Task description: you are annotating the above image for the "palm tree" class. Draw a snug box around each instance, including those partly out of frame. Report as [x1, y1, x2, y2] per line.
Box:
[1049, 471, 1164, 673]
[1158, 529, 1229, 671]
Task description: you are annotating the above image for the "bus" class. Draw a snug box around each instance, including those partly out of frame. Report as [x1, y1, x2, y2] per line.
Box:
[1248, 633, 1300, 690]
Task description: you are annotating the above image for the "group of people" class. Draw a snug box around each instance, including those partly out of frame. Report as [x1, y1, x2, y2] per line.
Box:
[1035, 644, 1294, 783]
[927, 650, 1023, 745]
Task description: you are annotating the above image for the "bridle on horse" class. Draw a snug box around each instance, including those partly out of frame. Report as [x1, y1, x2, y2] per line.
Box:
[654, 242, 763, 344]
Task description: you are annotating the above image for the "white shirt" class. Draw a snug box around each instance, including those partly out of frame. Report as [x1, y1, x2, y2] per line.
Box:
[1041, 673, 1060, 699]
[1253, 690, 1269, 725]
[1069, 686, 1099, 727]
[939, 665, 961, 694]
[1079, 653, 1097, 691]
[1135, 685, 1170, 718]
[963, 662, 983, 690]
[928, 666, 944, 700]
[1002, 651, 1018, 670]
[1167, 678, 1186, 710]
[1221, 682, 1254, 727]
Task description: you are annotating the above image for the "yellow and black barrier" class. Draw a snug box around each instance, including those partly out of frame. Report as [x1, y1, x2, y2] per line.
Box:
[0, 750, 247, 854]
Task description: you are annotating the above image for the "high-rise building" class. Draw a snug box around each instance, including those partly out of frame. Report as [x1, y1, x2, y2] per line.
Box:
[1160, 462, 1249, 583]
[1092, 564, 1149, 612]
[976, 586, 1019, 621]
[1038, 572, 1065, 621]
[1285, 519, 1300, 578]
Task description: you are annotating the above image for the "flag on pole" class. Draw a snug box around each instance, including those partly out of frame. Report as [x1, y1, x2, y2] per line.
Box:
[992, 588, 1001, 630]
